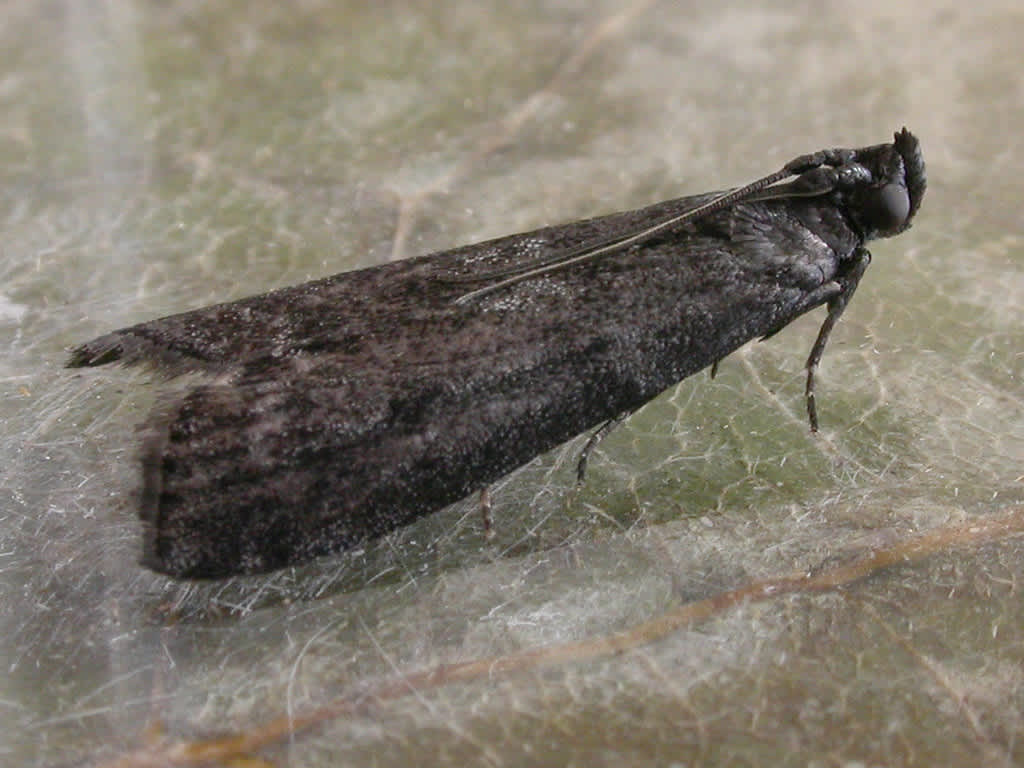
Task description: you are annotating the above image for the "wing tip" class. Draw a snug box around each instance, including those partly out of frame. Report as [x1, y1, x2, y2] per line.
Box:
[66, 335, 125, 368]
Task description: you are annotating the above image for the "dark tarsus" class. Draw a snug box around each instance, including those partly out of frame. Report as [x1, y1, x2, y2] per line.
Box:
[68, 129, 926, 579]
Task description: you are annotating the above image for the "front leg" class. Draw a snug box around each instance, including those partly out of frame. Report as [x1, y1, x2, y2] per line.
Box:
[805, 247, 873, 432]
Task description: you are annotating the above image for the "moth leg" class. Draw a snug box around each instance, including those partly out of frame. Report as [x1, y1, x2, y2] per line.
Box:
[479, 487, 495, 540]
[805, 247, 872, 432]
[576, 412, 630, 485]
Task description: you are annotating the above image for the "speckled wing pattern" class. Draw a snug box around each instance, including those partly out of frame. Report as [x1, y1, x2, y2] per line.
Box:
[69, 129, 925, 578]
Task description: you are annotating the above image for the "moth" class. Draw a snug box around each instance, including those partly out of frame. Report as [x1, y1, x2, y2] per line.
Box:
[69, 128, 926, 579]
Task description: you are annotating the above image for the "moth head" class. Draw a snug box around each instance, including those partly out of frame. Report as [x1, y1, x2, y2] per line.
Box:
[842, 127, 926, 239]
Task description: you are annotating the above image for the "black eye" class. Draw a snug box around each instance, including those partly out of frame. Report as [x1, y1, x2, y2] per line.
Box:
[864, 182, 910, 232]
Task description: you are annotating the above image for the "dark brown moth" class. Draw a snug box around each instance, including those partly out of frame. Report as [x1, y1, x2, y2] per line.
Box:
[69, 128, 925, 579]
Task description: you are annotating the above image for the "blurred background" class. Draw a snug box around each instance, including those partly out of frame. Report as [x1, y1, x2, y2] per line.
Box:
[2, 1, 1022, 765]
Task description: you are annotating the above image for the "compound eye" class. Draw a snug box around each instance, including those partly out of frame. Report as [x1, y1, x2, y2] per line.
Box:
[865, 182, 910, 232]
